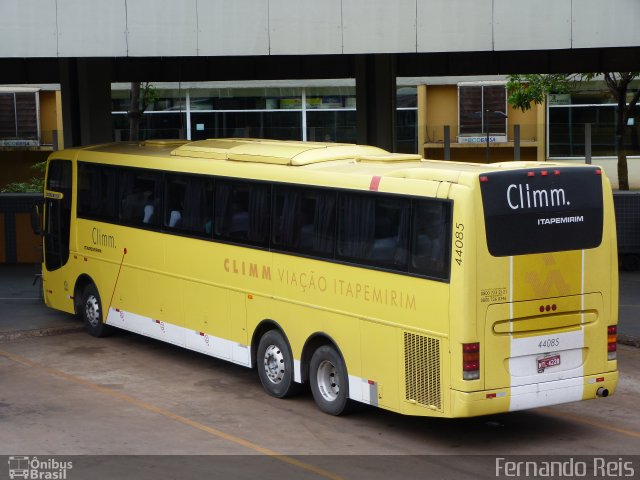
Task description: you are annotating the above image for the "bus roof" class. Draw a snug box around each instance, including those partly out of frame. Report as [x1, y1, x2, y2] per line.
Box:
[60, 138, 593, 188]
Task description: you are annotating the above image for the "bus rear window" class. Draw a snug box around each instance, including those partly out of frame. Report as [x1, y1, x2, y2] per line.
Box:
[480, 167, 603, 256]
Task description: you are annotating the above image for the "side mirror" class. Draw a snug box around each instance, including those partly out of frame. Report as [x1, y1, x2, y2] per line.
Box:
[31, 203, 42, 235]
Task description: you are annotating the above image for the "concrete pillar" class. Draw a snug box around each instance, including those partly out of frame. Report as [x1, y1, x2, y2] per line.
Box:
[60, 59, 112, 148]
[54, 90, 64, 149]
[417, 84, 427, 158]
[59, 59, 80, 148]
[355, 54, 397, 152]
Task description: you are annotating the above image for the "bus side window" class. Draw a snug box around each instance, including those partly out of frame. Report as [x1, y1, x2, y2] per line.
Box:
[303, 189, 336, 255]
[337, 192, 409, 269]
[272, 186, 336, 257]
[77, 164, 92, 216]
[164, 174, 213, 237]
[77, 163, 118, 222]
[410, 200, 451, 279]
[118, 169, 162, 227]
[371, 198, 409, 266]
[214, 180, 270, 246]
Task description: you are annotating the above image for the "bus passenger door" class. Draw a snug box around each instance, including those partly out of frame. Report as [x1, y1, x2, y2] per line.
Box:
[43, 160, 72, 272]
[42, 159, 73, 311]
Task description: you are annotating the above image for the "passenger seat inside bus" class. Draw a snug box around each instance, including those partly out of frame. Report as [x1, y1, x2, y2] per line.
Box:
[142, 195, 159, 225]
[143, 203, 154, 223]
[167, 210, 182, 228]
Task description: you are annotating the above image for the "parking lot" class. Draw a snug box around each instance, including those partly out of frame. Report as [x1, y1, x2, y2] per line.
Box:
[1, 265, 639, 479]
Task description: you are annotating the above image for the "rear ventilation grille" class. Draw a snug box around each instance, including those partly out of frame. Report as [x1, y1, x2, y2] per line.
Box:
[404, 332, 441, 410]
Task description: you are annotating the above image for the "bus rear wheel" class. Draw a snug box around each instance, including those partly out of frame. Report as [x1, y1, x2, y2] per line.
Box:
[257, 330, 299, 398]
[81, 283, 113, 338]
[309, 345, 351, 415]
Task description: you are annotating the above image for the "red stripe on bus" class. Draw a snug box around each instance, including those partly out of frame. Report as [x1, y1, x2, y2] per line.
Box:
[369, 176, 381, 191]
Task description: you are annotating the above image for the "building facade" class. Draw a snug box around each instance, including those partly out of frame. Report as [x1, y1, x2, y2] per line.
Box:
[111, 80, 419, 153]
[2, 77, 639, 189]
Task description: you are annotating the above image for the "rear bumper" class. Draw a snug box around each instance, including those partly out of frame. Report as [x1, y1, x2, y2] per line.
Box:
[450, 371, 618, 418]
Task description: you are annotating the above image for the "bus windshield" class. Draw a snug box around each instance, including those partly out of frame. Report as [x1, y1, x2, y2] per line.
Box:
[480, 166, 603, 256]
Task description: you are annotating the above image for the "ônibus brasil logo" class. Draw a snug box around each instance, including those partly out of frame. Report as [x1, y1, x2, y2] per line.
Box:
[8, 456, 73, 479]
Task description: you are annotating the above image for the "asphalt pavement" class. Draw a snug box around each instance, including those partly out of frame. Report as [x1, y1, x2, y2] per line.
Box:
[0, 264, 83, 341]
[0, 264, 638, 346]
[618, 270, 640, 345]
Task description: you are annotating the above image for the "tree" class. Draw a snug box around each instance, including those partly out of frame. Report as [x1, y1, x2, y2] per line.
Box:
[507, 73, 640, 190]
[127, 82, 158, 141]
[0, 161, 45, 193]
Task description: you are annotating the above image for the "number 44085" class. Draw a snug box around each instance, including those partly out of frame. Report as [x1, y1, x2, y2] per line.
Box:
[454, 223, 464, 266]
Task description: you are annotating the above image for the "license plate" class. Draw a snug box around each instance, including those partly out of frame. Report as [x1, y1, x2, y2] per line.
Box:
[537, 355, 561, 373]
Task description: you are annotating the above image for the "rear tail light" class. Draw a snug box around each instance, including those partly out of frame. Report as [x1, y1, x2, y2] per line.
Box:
[607, 325, 617, 361]
[463, 343, 480, 380]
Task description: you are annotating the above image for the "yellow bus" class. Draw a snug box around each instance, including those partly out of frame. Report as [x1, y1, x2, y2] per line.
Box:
[39, 138, 618, 417]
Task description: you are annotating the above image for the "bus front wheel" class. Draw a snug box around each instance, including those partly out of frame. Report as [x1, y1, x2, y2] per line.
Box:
[310, 345, 351, 415]
[81, 284, 113, 338]
[257, 330, 298, 398]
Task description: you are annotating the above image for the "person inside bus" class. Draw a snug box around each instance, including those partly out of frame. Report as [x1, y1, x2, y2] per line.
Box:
[121, 189, 148, 223]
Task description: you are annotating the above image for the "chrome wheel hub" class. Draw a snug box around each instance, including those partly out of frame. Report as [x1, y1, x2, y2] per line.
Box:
[263, 344, 285, 384]
[316, 360, 340, 401]
[85, 295, 100, 327]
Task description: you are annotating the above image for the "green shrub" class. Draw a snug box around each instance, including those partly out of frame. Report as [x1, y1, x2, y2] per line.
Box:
[1, 161, 46, 193]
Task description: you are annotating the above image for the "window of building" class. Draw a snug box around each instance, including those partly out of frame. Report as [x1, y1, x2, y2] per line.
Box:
[111, 83, 419, 153]
[458, 83, 507, 137]
[304, 86, 357, 143]
[112, 87, 186, 141]
[190, 111, 302, 141]
[191, 87, 302, 111]
[548, 89, 640, 158]
[0, 90, 39, 146]
[304, 86, 356, 110]
[306, 111, 356, 143]
[397, 86, 418, 153]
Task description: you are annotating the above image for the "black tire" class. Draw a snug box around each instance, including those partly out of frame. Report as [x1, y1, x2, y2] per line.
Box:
[256, 330, 299, 398]
[309, 345, 352, 415]
[81, 283, 114, 338]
